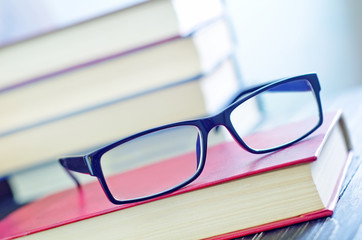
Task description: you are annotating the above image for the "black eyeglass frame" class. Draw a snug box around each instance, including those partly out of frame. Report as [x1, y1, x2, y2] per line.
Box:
[59, 73, 323, 205]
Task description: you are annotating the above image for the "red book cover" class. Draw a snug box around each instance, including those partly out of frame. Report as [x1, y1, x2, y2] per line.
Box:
[0, 111, 352, 239]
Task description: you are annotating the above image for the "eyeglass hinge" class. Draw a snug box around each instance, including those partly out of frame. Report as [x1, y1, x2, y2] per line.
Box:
[84, 155, 94, 176]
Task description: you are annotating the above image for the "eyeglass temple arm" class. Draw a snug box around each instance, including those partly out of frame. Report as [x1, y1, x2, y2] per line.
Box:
[59, 156, 92, 188]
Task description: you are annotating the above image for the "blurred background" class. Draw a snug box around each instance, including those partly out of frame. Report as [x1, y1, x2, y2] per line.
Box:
[226, 0, 362, 96]
[1, 0, 361, 95]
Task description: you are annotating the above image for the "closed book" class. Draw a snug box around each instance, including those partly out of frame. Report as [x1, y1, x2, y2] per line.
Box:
[0, 19, 233, 136]
[0, 111, 352, 239]
[0, 59, 243, 175]
[0, 0, 224, 90]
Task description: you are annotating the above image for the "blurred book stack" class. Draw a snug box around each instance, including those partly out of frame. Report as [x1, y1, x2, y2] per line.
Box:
[0, 0, 245, 203]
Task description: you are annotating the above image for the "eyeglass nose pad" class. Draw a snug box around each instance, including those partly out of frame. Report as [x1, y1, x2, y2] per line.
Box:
[214, 125, 221, 133]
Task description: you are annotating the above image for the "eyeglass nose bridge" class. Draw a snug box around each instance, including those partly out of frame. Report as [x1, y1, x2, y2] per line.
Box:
[200, 112, 228, 134]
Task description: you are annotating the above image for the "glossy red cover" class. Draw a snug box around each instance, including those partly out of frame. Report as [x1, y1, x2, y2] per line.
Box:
[0, 111, 349, 239]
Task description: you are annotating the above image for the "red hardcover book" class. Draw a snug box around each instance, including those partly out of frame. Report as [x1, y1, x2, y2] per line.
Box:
[0, 111, 352, 239]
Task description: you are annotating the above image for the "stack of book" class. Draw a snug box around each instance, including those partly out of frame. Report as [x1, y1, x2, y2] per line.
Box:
[0, 111, 353, 239]
[0, 0, 242, 177]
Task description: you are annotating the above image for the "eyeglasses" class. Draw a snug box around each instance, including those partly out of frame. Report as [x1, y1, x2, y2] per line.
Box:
[59, 73, 323, 204]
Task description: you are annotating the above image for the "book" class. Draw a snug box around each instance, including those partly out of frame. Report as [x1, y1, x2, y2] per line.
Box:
[0, 0, 224, 90]
[0, 19, 233, 136]
[0, 59, 242, 175]
[0, 111, 352, 239]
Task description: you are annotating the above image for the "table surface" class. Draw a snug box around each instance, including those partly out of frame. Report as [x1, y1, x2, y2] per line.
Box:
[0, 87, 361, 240]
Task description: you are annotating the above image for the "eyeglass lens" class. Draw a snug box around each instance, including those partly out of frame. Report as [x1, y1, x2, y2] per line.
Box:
[230, 79, 320, 151]
[100, 125, 201, 201]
